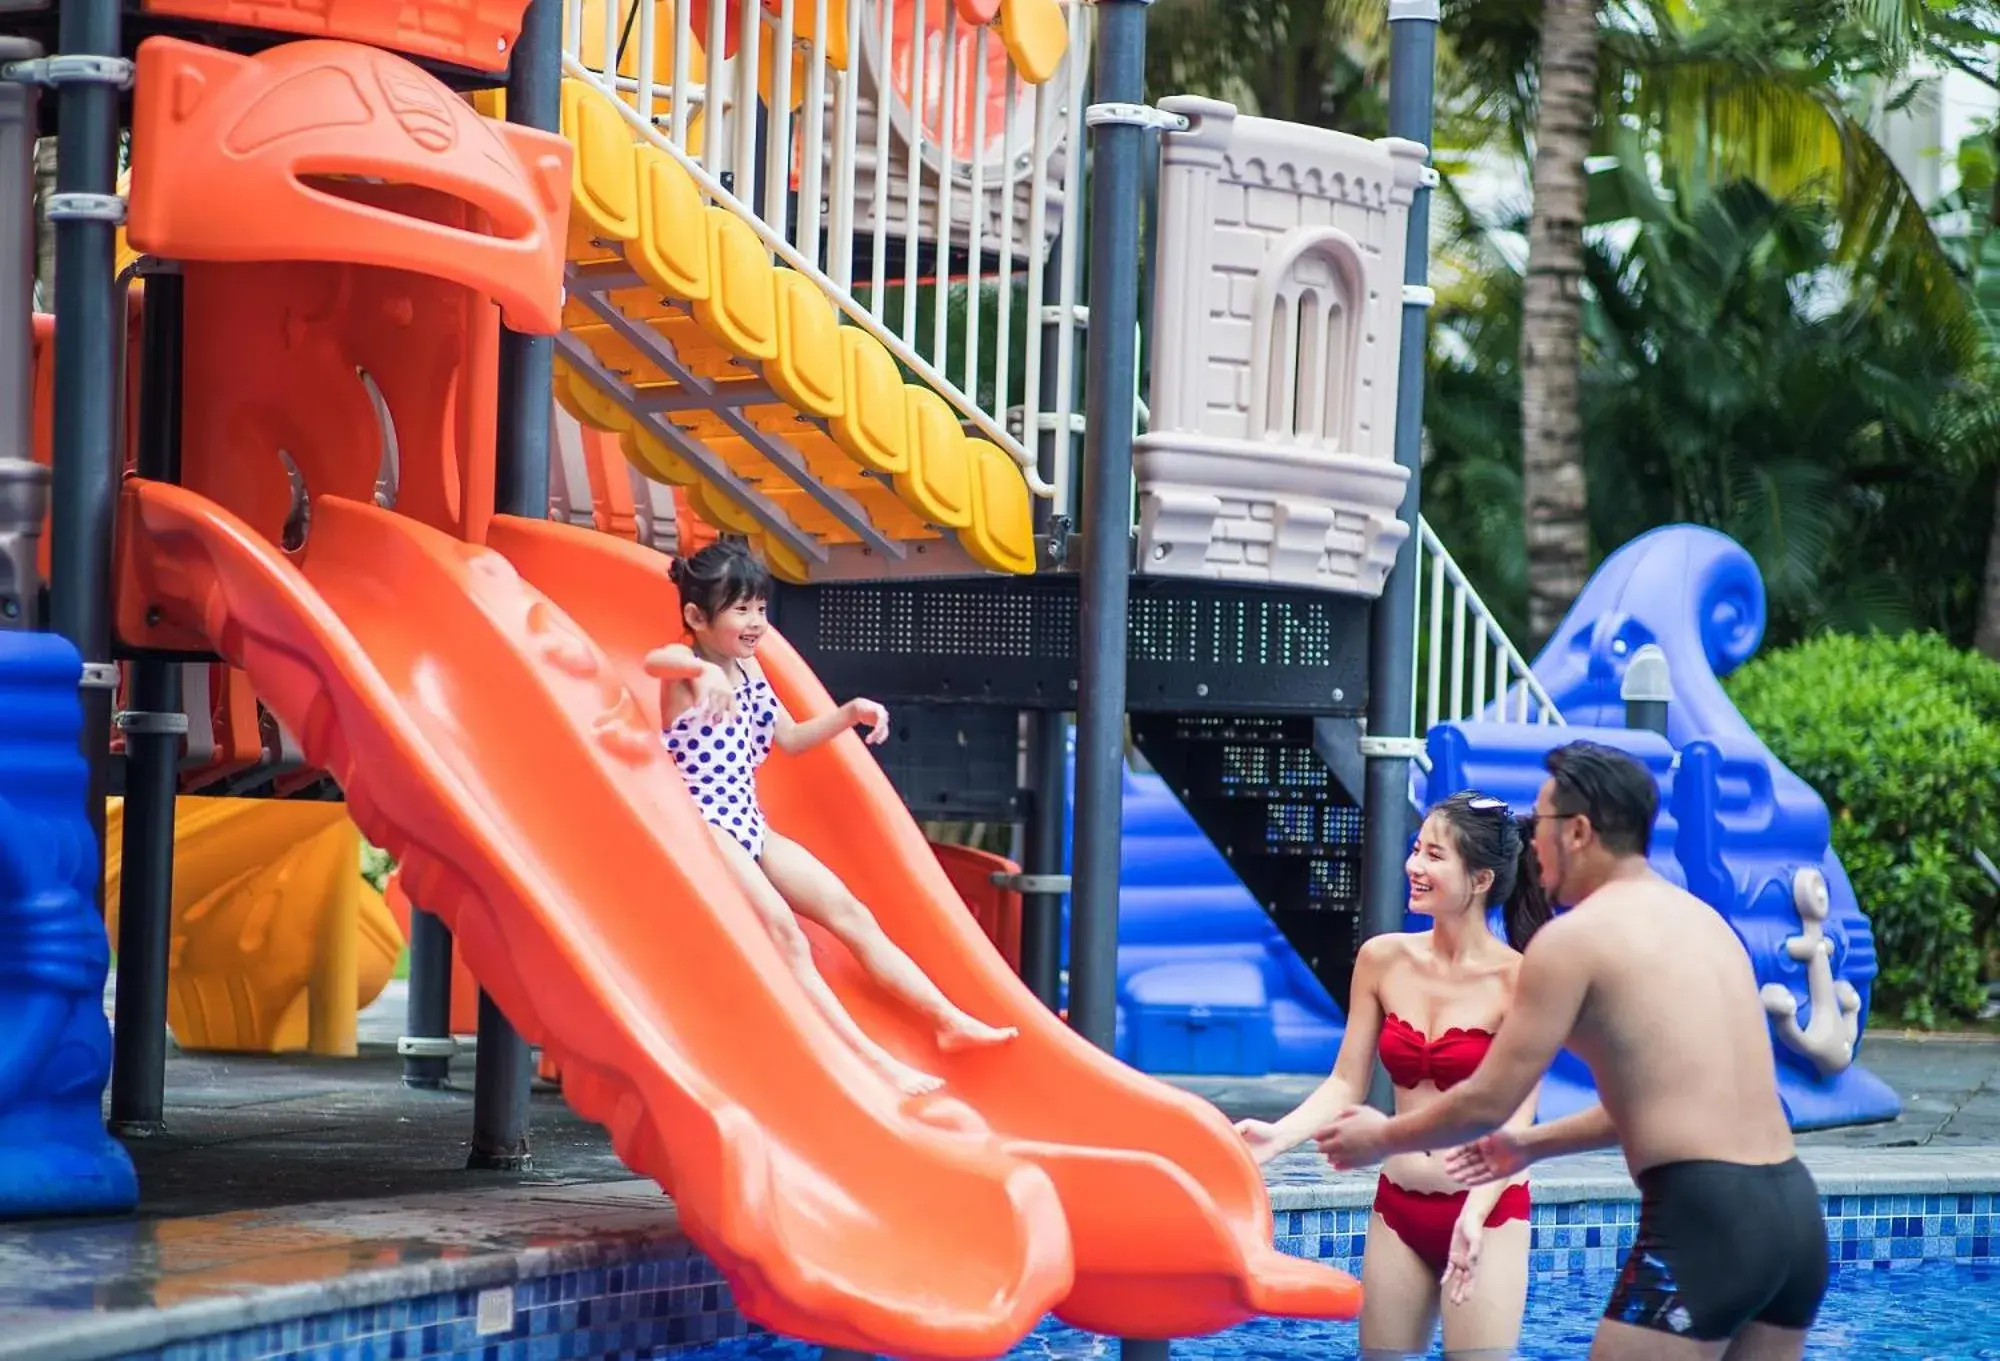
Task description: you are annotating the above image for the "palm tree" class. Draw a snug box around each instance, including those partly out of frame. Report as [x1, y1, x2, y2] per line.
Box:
[1518, 0, 1597, 641]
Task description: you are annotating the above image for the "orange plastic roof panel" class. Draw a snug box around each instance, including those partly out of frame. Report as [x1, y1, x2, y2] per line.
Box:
[140, 1, 529, 75]
[127, 38, 572, 335]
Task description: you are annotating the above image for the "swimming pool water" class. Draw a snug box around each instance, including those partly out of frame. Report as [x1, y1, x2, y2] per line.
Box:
[691, 1263, 2000, 1360]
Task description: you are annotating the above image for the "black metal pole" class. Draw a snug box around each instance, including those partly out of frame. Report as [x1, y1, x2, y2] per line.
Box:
[1018, 710, 1066, 1009]
[108, 270, 185, 1137]
[467, 0, 561, 1171]
[400, 906, 455, 1088]
[0, 37, 45, 633]
[1359, 0, 1438, 1112]
[1066, 1, 1147, 1053]
[46, 0, 124, 915]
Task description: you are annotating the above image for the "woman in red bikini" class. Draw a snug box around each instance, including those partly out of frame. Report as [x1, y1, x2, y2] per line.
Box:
[1235, 792, 1551, 1359]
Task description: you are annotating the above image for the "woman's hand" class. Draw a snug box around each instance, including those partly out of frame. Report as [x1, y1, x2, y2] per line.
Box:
[689, 661, 740, 724]
[845, 697, 891, 745]
[1233, 1118, 1289, 1166]
[1442, 1210, 1485, 1305]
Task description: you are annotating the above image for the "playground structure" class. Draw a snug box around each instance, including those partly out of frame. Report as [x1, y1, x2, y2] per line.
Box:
[0, 0, 1896, 1357]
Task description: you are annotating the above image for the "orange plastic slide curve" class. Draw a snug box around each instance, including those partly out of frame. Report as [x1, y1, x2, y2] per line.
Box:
[485, 516, 1367, 1336]
[113, 479, 1071, 1357]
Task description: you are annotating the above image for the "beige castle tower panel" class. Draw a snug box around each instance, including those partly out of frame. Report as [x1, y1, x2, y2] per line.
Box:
[1136, 95, 1428, 596]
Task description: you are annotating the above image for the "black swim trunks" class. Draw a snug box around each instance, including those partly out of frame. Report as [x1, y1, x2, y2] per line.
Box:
[1605, 1157, 1829, 1341]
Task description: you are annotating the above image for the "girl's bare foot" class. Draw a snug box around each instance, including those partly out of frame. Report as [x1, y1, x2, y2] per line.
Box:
[876, 1053, 944, 1097]
[937, 1016, 1019, 1053]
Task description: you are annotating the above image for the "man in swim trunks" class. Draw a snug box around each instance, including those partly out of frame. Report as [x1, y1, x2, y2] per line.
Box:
[1316, 740, 1829, 1360]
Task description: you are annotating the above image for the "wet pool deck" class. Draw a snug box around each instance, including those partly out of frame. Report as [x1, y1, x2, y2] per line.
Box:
[2, 984, 1996, 1359]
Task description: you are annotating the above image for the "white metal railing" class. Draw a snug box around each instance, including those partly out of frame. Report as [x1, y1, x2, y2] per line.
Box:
[560, 0, 1094, 508]
[1414, 519, 1562, 735]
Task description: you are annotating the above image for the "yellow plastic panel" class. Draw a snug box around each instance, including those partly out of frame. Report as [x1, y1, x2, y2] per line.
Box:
[691, 208, 779, 362]
[963, 440, 1037, 574]
[896, 387, 974, 530]
[557, 363, 635, 433]
[562, 80, 641, 246]
[1001, 0, 1068, 84]
[766, 273, 845, 419]
[623, 426, 700, 485]
[758, 533, 812, 584]
[632, 145, 710, 303]
[765, 488, 861, 544]
[689, 478, 763, 534]
[830, 329, 909, 474]
[849, 480, 942, 541]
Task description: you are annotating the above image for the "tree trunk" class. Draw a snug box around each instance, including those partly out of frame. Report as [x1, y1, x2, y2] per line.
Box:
[1976, 471, 2000, 660]
[1519, 0, 1599, 643]
[32, 136, 55, 305]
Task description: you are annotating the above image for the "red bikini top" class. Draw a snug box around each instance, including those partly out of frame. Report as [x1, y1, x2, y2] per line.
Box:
[1378, 1012, 1497, 1091]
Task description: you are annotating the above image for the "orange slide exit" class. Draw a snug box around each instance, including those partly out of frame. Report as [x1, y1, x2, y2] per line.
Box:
[488, 516, 1366, 1338]
[115, 482, 1073, 1356]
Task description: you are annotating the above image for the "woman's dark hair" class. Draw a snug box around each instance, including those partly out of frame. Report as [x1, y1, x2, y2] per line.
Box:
[1427, 790, 1553, 951]
[668, 538, 772, 624]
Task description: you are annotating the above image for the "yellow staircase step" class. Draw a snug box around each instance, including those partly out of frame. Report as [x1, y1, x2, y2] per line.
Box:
[556, 73, 1041, 576]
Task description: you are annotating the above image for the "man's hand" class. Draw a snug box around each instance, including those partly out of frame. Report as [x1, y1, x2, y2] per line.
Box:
[1233, 1118, 1288, 1167]
[845, 697, 891, 745]
[689, 662, 740, 724]
[1442, 1212, 1484, 1306]
[1443, 1129, 1532, 1187]
[1313, 1104, 1391, 1170]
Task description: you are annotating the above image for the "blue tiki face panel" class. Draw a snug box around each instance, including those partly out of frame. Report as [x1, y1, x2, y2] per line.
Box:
[0, 631, 139, 1216]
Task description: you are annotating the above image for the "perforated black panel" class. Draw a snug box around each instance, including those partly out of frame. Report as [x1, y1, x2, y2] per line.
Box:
[1132, 712, 1366, 1006]
[773, 576, 1369, 715]
[865, 704, 1023, 820]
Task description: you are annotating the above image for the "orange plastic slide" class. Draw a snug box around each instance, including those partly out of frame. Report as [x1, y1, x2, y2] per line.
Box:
[487, 516, 1366, 1337]
[114, 480, 1072, 1357]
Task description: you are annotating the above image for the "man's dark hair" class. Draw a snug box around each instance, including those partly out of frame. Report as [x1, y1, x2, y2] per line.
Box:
[1544, 741, 1657, 858]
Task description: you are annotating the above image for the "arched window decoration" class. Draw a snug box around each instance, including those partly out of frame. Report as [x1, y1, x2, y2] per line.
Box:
[1250, 228, 1367, 449]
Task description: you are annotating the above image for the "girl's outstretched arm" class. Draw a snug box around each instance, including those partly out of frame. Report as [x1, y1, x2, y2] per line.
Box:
[762, 666, 890, 755]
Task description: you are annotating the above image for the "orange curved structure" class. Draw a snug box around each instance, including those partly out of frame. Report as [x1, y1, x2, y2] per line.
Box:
[114, 480, 1073, 1356]
[487, 515, 1367, 1336]
[138, 0, 529, 73]
[126, 38, 571, 336]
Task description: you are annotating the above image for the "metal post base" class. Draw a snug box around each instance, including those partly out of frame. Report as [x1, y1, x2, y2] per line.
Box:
[819, 1349, 874, 1361]
[1120, 1340, 1170, 1361]
[401, 906, 455, 1089]
[466, 991, 533, 1171]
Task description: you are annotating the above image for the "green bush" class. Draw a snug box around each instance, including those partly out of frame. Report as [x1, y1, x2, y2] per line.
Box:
[360, 841, 395, 894]
[1728, 632, 2000, 1028]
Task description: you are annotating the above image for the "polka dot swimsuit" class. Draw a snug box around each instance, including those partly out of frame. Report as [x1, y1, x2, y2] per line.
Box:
[662, 665, 779, 858]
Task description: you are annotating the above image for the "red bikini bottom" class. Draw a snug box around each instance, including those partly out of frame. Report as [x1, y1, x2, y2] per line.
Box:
[1372, 1176, 1532, 1274]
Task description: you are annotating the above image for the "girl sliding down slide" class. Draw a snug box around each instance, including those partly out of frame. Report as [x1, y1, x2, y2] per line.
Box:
[1233, 793, 1552, 1360]
[648, 540, 1016, 1097]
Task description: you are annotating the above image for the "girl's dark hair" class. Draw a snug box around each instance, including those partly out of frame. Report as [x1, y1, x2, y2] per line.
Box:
[668, 538, 772, 623]
[1428, 790, 1553, 952]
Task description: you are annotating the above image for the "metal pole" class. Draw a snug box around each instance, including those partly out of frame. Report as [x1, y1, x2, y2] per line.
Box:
[1066, 0, 1147, 1053]
[1018, 710, 1066, 1008]
[0, 38, 45, 633]
[1621, 642, 1671, 739]
[468, 0, 561, 1171]
[400, 906, 456, 1089]
[108, 269, 186, 1137]
[1358, 0, 1438, 1112]
[45, 1, 126, 916]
